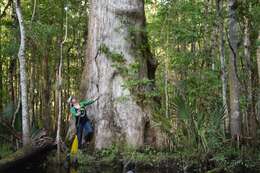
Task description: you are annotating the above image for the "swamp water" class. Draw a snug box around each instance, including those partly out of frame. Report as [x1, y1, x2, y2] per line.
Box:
[5, 163, 179, 173]
[3, 154, 179, 173]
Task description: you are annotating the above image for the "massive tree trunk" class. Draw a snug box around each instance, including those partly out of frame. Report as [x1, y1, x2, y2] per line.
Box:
[81, 0, 157, 149]
[228, 0, 241, 138]
[244, 16, 256, 138]
[14, 0, 30, 146]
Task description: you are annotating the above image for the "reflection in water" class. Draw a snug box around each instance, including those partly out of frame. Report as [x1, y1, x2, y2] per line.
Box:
[43, 165, 122, 173]
[5, 162, 179, 173]
[70, 167, 77, 173]
[1, 148, 179, 173]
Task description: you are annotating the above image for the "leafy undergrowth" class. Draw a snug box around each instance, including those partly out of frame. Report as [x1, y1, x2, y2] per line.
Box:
[0, 144, 13, 159]
[77, 145, 180, 169]
[209, 145, 260, 173]
[76, 144, 260, 173]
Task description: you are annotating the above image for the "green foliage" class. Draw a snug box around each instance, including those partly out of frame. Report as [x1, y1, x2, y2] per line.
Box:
[154, 92, 225, 153]
[122, 147, 176, 166]
[99, 44, 126, 64]
[211, 146, 260, 172]
[77, 150, 96, 165]
[0, 0, 89, 147]
[99, 44, 156, 103]
[96, 145, 119, 160]
[0, 144, 13, 158]
[2, 103, 15, 119]
[77, 145, 178, 168]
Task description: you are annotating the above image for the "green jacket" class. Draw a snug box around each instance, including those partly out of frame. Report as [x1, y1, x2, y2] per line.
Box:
[70, 99, 95, 119]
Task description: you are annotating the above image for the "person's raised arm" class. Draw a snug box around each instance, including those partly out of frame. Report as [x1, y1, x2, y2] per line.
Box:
[81, 96, 100, 107]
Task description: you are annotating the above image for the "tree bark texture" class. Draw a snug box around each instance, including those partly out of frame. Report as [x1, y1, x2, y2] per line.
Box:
[243, 17, 256, 138]
[228, 0, 241, 137]
[216, 0, 229, 133]
[14, 0, 30, 146]
[257, 33, 260, 86]
[81, 0, 157, 149]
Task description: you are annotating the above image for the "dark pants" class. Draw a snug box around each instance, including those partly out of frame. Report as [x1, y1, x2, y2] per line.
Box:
[77, 119, 93, 147]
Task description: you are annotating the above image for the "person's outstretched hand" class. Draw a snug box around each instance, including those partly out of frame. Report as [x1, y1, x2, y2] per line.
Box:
[94, 96, 100, 101]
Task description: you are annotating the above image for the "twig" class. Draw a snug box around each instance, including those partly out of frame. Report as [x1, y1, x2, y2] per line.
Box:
[0, 0, 12, 19]
[12, 94, 21, 127]
[30, 0, 37, 23]
[0, 116, 21, 140]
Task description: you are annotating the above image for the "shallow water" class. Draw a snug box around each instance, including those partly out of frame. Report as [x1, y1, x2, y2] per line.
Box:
[6, 164, 179, 173]
[48, 166, 178, 173]
[2, 150, 179, 173]
[3, 155, 179, 173]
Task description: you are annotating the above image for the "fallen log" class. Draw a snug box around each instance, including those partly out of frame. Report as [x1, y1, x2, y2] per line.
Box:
[0, 116, 22, 141]
[0, 143, 56, 172]
[0, 129, 56, 172]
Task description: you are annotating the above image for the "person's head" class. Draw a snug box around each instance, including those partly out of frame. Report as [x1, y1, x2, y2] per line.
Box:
[67, 96, 78, 106]
[71, 97, 77, 105]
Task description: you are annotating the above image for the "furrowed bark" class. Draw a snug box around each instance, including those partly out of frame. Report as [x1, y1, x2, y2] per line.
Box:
[81, 0, 158, 149]
[244, 16, 256, 139]
[228, 0, 241, 138]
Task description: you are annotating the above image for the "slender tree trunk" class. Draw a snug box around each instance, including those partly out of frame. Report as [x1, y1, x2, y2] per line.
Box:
[56, 43, 63, 163]
[165, 24, 169, 118]
[164, 59, 169, 118]
[42, 45, 51, 132]
[81, 0, 157, 149]
[28, 0, 37, 129]
[0, 22, 3, 113]
[8, 59, 17, 106]
[56, 5, 68, 162]
[9, 7, 18, 106]
[28, 42, 36, 128]
[217, 0, 229, 133]
[256, 32, 260, 122]
[204, 0, 214, 70]
[228, 0, 241, 138]
[14, 0, 30, 146]
[257, 33, 260, 85]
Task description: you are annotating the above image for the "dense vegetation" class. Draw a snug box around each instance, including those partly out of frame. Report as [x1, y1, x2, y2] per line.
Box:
[1, 0, 260, 172]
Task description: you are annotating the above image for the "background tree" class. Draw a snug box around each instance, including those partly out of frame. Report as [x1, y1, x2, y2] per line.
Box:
[228, 0, 241, 138]
[14, 0, 30, 146]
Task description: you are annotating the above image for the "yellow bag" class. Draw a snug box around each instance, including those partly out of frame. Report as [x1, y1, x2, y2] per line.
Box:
[70, 135, 78, 156]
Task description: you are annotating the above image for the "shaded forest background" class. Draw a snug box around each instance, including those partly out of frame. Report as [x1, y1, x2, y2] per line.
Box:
[1, 0, 260, 162]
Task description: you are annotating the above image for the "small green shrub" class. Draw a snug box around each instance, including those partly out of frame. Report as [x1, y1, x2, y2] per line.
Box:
[0, 144, 13, 158]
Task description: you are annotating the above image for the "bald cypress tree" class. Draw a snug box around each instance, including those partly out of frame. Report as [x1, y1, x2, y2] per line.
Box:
[228, 0, 241, 138]
[81, 0, 157, 149]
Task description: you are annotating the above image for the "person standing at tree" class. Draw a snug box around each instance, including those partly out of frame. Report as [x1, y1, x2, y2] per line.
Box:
[67, 96, 98, 148]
